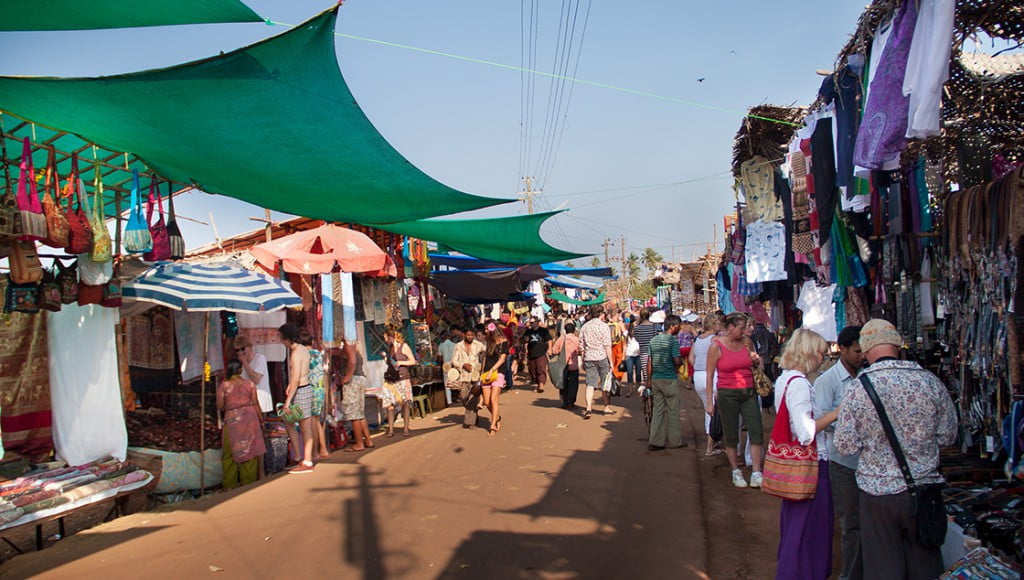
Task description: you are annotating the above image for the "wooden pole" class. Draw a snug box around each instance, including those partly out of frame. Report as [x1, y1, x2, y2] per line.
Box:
[199, 311, 210, 495]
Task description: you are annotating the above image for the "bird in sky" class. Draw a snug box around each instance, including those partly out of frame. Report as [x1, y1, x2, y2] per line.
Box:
[697, 77, 706, 83]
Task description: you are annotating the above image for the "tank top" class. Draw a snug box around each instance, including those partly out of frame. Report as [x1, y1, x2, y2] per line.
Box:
[714, 338, 754, 390]
[691, 335, 715, 373]
[392, 345, 411, 380]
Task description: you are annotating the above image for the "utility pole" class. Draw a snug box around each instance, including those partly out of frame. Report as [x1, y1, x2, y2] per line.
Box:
[602, 238, 612, 267]
[518, 176, 539, 215]
[620, 235, 626, 268]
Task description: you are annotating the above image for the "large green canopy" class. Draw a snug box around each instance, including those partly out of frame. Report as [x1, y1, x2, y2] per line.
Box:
[375, 211, 588, 265]
[0, 0, 262, 31]
[0, 8, 510, 223]
[549, 290, 606, 306]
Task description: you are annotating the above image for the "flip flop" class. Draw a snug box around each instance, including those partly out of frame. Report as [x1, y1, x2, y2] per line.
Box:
[344, 447, 365, 452]
[494, 416, 502, 432]
[402, 431, 411, 437]
[386, 432, 395, 438]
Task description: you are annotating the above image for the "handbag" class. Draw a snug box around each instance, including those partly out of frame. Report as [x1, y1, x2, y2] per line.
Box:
[38, 267, 63, 312]
[77, 252, 112, 285]
[100, 264, 122, 308]
[859, 374, 948, 549]
[708, 408, 724, 442]
[0, 129, 18, 237]
[9, 240, 43, 284]
[55, 258, 79, 304]
[4, 275, 40, 314]
[747, 341, 774, 397]
[15, 138, 48, 242]
[762, 375, 819, 501]
[123, 170, 152, 254]
[165, 185, 185, 260]
[76, 282, 104, 306]
[40, 149, 69, 249]
[383, 359, 402, 382]
[616, 360, 627, 373]
[143, 179, 171, 261]
[87, 165, 112, 263]
[63, 154, 93, 255]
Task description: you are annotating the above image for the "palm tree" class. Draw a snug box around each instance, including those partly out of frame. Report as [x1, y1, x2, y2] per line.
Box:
[641, 247, 663, 275]
[626, 252, 642, 289]
[565, 260, 575, 268]
[590, 256, 601, 268]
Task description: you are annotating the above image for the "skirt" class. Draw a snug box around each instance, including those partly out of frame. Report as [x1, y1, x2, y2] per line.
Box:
[775, 460, 834, 579]
[293, 385, 314, 419]
[381, 379, 413, 408]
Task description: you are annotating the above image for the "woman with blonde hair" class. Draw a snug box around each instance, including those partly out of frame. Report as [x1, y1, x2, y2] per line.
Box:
[773, 328, 839, 580]
[689, 313, 723, 456]
[481, 322, 508, 436]
[382, 329, 416, 438]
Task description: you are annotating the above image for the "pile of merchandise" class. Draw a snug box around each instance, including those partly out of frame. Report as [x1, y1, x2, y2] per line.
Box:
[126, 408, 219, 453]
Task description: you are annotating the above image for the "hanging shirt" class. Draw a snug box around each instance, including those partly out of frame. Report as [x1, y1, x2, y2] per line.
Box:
[744, 221, 788, 283]
[903, 0, 955, 138]
[738, 157, 784, 222]
[796, 280, 839, 342]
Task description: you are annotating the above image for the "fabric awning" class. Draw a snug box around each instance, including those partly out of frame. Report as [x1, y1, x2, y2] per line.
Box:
[545, 275, 603, 290]
[429, 253, 612, 277]
[0, 0, 262, 30]
[549, 291, 606, 306]
[0, 8, 510, 223]
[427, 265, 547, 304]
[377, 212, 587, 265]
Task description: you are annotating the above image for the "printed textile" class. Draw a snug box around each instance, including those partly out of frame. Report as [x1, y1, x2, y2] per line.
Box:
[175, 311, 225, 383]
[236, 310, 287, 362]
[219, 377, 266, 464]
[126, 307, 175, 370]
[796, 280, 838, 342]
[0, 309, 52, 460]
[738, 156, 784, 222]
[744, 221, 788, 283]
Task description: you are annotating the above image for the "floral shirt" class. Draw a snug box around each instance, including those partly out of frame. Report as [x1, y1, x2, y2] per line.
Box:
[579, 318, 611, 362]
[833, 360, 957, 496]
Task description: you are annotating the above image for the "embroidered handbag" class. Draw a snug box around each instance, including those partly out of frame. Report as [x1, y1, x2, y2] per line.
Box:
[64, 154, 93, 255]
[40, 149, 69, 249]
[143, 179, 170, 261]
[77, 252, 112, 286]
[100, 274, 122, 308]
[15, 138, 48, 242]
[762, 376, 819, 501]
[0, 130, 18, 237]
[76, 282, 104, 306]
[747, 342, 774, 397]
[87, 165, 112, 263]
[9, 240, 43, 284]
[55, 258, 79, 304]
[124, 170, 152, 254]
[4, 275, 40, 314]
[165, 186, 185, 260]
[38, 267, 62, 312]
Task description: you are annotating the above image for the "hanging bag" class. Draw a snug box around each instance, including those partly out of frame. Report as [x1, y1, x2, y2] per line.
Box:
[9, 239, 43, 284]
[74, 175, 111, 285]
[165, 184, 185, 260]
[123, 170, 152, 254]
[0, 128, 19, 237]
[762, 375, 819, 501]
[54, 258, 79, 304]
[38, 266, 62, 312]
[63, 154, 93, 255]
[40, 148, 69, 248]
[15, 138, 47, 242]
[4, 274, 40, 314]
[859, 374, 948, 549]
[747, 341, 774, 397]
[88, 164, 113, 263]
[100, 263, 122, 308]
[143, 179, 170, 261]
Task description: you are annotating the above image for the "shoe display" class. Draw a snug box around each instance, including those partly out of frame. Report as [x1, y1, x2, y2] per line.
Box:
[749, 471, 763, 488]
[731, 469, 748, 488]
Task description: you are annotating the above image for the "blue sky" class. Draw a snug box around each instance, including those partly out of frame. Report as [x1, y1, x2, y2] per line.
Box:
[0, 0, 866, 263]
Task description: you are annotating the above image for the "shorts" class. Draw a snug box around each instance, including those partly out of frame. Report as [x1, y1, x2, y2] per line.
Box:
[293, 385, 314, 419]
[717, 387, 762, 447]
[583, 358, 610, 389]
[342, 376, 367, 420]
[311, 383, 325, 416]
[482, 373, 506, 389]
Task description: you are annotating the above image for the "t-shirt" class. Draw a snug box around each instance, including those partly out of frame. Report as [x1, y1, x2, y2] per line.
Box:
[483, 341, 509, 371]
[632, 323, 658, 359]
[438, 339, 457, 365]
[523, 328, 552, 359]
[244, 352, 273, 413]
[648, 333, 680, 380]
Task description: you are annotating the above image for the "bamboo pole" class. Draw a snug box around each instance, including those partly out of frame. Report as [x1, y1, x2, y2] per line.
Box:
[199, 312, 210, 495]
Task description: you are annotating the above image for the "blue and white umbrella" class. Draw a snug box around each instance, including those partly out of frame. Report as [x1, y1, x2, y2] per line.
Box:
[122, 262, 300, 313]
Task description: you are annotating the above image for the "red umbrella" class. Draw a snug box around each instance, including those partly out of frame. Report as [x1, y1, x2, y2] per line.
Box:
[250, 224, 396, 276]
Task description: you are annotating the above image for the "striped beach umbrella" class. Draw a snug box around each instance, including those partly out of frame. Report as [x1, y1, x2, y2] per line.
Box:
[122, 262, 300, 313]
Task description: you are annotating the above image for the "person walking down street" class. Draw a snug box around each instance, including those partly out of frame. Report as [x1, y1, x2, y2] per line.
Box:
[523, 317, 552, 393]
[549, 322, 581, 410]
[217, 359, 267, 489]
[689, 313, 723, 456]
[705, 313, 764, 488]
[481, 323, 508, 436]
[646, 314, 685, 451]
[632, 309, 658, 387]
[774, 329, 839, 580]
[834, 319, 956, 580]
[579, 304, 614, 419]
[814, 326, 866, 580]
[382, 330, 416, 438]
[623, 323, 641, 393]
[452, 328, 484, 429]
[340, 338, 374, 452]
[279, 323, 315, 474]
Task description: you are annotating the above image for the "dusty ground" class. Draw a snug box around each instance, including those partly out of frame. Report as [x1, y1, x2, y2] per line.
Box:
[1, 380, 782, 579]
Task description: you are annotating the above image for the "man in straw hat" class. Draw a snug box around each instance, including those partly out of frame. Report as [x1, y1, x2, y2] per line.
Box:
[833, 319, 956, 580]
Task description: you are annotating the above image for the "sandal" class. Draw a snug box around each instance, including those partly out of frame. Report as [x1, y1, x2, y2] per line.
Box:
[402, 430, 411, 437]
[583, 410, 592, 420]
[386, 431, 395, 438]
[494, 416, 502, 432]
[344, 446, 365, 452]
[488, 427, 497, 436]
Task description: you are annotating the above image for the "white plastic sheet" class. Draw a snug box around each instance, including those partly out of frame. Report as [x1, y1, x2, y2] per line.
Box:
[47, 304, 128, 466]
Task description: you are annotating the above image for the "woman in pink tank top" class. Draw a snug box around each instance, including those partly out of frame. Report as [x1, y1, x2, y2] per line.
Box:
[705, 313, 765, 488]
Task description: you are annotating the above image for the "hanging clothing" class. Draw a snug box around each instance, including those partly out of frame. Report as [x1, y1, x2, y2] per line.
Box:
[903, 0, 955, 138]
[126, 307, 175, 370]
[745, 220, 788, 283]
[0, 305, 53, 460]
[738, 156, 784, 222]
[819, 63, 864, 190]
[853, 0, 919, 171]
[796, 280, 838, 342]
[175, 311, 225, 382]
[811, 116, 839, 250]
[237, 311, 287, 363]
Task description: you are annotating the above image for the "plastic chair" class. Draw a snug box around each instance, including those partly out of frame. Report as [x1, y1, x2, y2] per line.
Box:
[412, 394, 431, 418]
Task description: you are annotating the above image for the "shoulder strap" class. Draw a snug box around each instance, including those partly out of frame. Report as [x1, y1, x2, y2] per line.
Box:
[859, 373, 916, 489]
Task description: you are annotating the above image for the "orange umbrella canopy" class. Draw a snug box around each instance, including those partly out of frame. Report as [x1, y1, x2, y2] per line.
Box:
[250, 224, 395, 275]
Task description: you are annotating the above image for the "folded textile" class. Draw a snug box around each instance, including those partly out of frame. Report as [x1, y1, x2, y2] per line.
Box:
[0, 507, 25, 525]
[21, 495, 70, 514]
[44, 474, 97, 492]
[107, 470, 148, 489]
[62, 480, 113, 503]
[11, 489, 58, 507]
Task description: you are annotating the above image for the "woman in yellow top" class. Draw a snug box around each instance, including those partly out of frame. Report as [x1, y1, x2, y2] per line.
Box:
[481, 322, 508, 436]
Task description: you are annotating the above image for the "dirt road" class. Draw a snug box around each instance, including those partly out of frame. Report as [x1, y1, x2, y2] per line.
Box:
[2, 382, 781, 579]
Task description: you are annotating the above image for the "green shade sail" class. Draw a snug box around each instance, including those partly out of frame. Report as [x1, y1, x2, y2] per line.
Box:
[374, 211, 589, 265]
[0, 8, 511, 223]
[549, 290, 606, 306]
[0, 0, 262, 30]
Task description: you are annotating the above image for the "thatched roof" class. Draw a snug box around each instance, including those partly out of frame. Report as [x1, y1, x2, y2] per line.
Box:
[731, 104, 806, 176]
